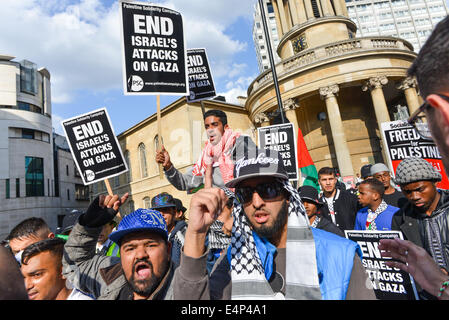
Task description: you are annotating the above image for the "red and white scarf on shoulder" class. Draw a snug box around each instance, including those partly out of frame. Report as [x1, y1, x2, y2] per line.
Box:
[191, 128, 240, 185]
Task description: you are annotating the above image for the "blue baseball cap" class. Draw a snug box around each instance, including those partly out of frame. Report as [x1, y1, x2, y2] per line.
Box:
[109, 208, 168, 245]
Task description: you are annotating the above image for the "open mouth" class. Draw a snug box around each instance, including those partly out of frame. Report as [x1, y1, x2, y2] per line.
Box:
[254, 211, 269, 224]
[134, 261, 152, 280]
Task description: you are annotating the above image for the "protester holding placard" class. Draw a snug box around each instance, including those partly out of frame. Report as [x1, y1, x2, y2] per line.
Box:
[355, 178, 399, 231]
[155, 109, 256, 191]
[174, 148, 375, 300]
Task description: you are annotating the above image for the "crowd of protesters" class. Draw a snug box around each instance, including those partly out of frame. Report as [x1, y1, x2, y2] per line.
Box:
[2, 16, 449, 301]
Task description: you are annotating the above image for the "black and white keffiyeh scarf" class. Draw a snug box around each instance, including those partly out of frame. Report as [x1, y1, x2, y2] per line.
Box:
[228, 179, 322, 300]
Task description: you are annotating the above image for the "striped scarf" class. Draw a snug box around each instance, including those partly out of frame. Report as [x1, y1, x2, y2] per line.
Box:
[228, 179, 322, 300]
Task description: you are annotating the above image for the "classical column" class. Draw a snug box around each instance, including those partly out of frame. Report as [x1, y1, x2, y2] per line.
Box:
[362, 76, 391, 125]
[362, 75, 390, 163]
[397, 76, 420, 115]
[283, 98, 300, 134]
[254, 112, 271, 127]
[276, 0, 289, 36]
[288, 0, 300, 26]
[271, 0, 284, 37]
[319, 84, 354, 177]
[319, 0, 333, 16]
[303, 0, 315, 20]
[294, 0, 308, 24]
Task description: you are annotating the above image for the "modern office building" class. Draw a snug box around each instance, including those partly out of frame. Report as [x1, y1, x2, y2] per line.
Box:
[253, 0, 282, 72]
[345, 0, 449, 53]
[0, 55, 89, 239]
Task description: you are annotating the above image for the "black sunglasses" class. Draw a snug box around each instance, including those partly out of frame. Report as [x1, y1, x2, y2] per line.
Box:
[235, 181, 286, 204]
[408, 93, 449, 140]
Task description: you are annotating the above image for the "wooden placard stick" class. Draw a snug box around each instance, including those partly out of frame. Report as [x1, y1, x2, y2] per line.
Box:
[157, 95, 164, 179]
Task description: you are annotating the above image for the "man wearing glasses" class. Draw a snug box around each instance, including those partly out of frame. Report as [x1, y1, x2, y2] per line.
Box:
[174, 149, 375, 300]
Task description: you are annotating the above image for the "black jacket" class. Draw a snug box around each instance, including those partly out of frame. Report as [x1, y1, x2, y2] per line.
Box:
[320, 189, 361, 232]
[392, 189, 449, 268]
[315, 215, 345, 237]
[392, 189, 449, 299]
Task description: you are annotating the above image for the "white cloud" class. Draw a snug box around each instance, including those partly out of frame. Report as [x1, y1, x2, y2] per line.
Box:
[0, 0, 258, 105]
[51, 113, 65, 134]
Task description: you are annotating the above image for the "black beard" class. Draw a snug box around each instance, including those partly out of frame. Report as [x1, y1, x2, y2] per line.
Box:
[126, 258, 169, 298]
[248, 199, 289, 241]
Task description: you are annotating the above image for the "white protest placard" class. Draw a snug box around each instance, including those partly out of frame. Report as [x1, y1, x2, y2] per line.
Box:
[345, 230, 419, 300]
[119, 0, 188, 95]
[61, 108, 128, 185]
[257, 123, 299, 181]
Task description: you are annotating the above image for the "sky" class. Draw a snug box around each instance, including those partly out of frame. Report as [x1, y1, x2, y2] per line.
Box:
[0, 0, 261, 135]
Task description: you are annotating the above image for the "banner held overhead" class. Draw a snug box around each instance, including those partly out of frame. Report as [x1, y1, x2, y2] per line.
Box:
[61, 108, 128, 186]
[119, 0, 188, 95]
[186, 48, 216, 102]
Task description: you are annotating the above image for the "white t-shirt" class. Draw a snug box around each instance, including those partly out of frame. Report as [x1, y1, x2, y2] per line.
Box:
[67, 289, 94, 300]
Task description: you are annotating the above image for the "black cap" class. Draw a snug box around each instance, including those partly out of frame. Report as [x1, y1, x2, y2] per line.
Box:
[61, 210, 83, 235]
[298, 186, 323, 207]
[173, 198, 187, 213]
[360, 164, 372, 179]
[225, 148, 288, 188]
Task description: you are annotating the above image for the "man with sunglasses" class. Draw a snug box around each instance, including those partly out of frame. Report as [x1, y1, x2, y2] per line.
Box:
[174, 149, 375, 300]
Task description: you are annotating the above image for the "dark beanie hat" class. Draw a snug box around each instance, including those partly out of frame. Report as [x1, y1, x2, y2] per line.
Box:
[394, 157, 441, 185]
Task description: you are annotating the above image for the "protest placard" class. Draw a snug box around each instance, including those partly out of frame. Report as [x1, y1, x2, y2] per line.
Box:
[186, 48, 216, 102]
[61, 108, 128, 185]
[381, 120, 449, 189]
[258, 123, 299, 181]
[345, 230, 419, 300]
[119, 0, 188, 95]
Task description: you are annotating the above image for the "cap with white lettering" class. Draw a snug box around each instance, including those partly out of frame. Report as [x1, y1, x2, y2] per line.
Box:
[225, 148, 288, 188]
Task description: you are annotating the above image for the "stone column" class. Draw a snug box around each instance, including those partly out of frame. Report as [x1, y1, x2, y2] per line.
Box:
[319, 0, 333, 16]
[362, 76, 391, 125]
[362, 75, 390, 162]
[271, 0, 285, 37]
[319, 84, 354, 177]
[303, 0, 315, 20]
[283, 98, 300, 134]
[397, 76, 420, 115]
[295, 0, 308, 24]
[276, 0, 289, 36]
[254, 112, 271, 127]
[288, 0, 300, 26]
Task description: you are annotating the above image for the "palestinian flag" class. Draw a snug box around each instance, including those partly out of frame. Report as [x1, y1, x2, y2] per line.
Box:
[297, 127, 320, 191]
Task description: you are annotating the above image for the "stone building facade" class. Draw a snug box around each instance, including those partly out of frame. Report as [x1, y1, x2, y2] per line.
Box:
[246, 0, 420, 179]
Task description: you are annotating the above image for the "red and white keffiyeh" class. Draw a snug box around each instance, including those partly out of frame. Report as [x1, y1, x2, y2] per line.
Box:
[192, 128, 240, 184]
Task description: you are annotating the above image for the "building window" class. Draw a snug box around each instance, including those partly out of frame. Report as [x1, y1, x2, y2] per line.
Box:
[66, 165, 69, 176]
[16, 178, 20, 198]
[20, 60, 38, 95]
[17, 102, 42, 114]
[143, 197, 151, 209]
[25, 157, 44, 197]
[75, 184, 89, 201]
[125, 150, 132, 183]
[22, 129, 35, 139]
[5, 179, 10, 199]
[67, 189, 70, 201]
[138, 143, 148, 178]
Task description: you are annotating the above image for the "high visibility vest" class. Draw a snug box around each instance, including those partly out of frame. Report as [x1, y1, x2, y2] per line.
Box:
[106, 242, 120, 257]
